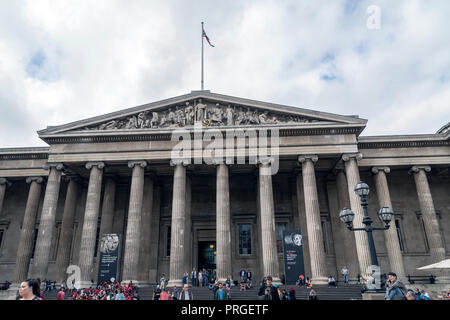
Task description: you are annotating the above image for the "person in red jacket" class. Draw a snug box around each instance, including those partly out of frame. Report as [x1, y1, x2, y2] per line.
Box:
[57, 288, 65, 300]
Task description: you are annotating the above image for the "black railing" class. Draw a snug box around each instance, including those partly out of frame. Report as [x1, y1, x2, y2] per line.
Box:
[407, 274, 436, 284]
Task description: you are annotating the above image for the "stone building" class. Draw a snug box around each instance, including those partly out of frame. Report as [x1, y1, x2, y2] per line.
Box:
[0, 91, 449, 288]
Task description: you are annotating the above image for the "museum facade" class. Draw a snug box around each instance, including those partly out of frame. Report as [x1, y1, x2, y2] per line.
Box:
[0, 91, 449, 288]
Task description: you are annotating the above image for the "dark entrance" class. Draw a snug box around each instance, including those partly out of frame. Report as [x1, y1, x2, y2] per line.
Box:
[198, 241, 216, 279]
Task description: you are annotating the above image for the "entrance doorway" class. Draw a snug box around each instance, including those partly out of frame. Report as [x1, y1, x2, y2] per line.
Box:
[198, 241, 216, 280]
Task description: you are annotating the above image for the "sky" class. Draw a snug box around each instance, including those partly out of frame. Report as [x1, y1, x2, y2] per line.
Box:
[0, 0, 449, 147]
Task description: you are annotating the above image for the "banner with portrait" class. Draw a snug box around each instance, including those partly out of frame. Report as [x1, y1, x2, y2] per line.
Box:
[282, 229, 305, 285]
[97, 234, 120, 283]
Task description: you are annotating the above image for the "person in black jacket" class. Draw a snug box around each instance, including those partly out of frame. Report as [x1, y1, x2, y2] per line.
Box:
[258, 276, 280, 301]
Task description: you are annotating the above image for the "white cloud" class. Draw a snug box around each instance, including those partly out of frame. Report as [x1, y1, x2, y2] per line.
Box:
[0, 0, 449, 147]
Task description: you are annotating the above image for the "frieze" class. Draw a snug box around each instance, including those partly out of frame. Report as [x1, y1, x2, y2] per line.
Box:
[79, 100, 320, 131]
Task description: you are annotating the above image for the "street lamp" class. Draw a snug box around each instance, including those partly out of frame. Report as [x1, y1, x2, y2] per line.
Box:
[339, 181, 394, 279]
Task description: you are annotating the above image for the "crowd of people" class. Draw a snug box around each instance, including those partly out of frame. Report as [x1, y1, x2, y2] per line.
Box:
[69, 281, 139, 300]
[10, 270, 450, 300]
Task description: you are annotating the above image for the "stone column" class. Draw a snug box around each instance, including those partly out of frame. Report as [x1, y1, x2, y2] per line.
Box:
[31, 163, 64, 279]
[335, 169, 359, 280]
[148, 183, 161, 282]
[410, 166, 446, 266]
[122, 161, 147, 284]
[13, 177, 44, 283]
[183, 175, 192, 276]
[216, 163, 232, 282]
[78, 162, 105, 288]
[295, 171, 311, 278]
[298, 155, 328, 284]
[138, 174, 154, 284]
[55, 177, 80, 282]
[94, 176, 117, 282]
[342, 154, 372, 281]
[372, 167, 406, 281]
[0, 178, 11, 217]
[168, 160, 188, 287]
[258, 158, 281, 283]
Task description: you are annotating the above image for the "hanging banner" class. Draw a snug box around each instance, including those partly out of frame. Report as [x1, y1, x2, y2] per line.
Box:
[282, 229, 305, 285]
[97, 234, 120, 283]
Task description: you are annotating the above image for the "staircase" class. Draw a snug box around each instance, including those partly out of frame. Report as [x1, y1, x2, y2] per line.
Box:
[44, 283, 364, 300]
[132, 283, 364, 300]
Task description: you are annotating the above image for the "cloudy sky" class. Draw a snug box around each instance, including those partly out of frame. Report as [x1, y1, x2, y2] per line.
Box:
[1, 0, 449, 147]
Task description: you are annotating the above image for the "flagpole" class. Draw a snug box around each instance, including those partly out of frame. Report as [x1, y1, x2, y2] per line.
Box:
[201, 21, 204, 90]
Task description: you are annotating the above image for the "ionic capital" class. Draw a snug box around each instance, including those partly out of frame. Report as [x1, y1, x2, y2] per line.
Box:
[170, 158, 190, 167]
[43, 162, 65, 171]
[298, 155, 318, 164]
[257, 156, 275, 166]
[409, 165, 431, 174]
[342, 153, 363, 162]
[128, 160, 148, 169]
[26, 177, 44, 184]
[371, 167, 390, 175]
[0, 178, 11, 187]
[85, 162, 105, 170]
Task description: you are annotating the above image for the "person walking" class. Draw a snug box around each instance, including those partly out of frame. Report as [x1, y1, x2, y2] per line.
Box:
[198, 270, 203, 287]
[257, 276, 280, 301]
[160, 274, 167, 290]
[18, 279, 42, 300]
[152, 285, 161, 300]
[179, 284, 193, 300]
[115, 288, 125, 300]
[288, 287, 296, 300]
[182, 272, 188, 286]
[246, 270, 252, 288]
[191, 268, 198, 287]
[341, 266, 349, 284]
[385, 272, 407, 300]
[132, 291, 140, 300]
[214, 282, 229, 300]
[160, 288, 168, 300]
[57, 288, 65, 300]
[240, 269, 246, 283]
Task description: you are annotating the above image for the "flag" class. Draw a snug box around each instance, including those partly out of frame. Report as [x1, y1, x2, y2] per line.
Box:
[202, 27, 215, 47]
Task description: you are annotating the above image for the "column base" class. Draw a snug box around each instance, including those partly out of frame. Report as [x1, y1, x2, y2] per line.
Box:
[77, 281, 96, 289]
[435, 276, 450, 284]
[121, 280, 140, 287]
[217, 278, 235, 286]
[167, 279, 183, 287]
[311, 277, 329, 285]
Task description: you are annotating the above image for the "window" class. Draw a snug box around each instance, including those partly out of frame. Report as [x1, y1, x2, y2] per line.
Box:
[94, 218, 101, 258]
[31, 228, 38, 259]
[395, 220, 404, 253]
[238, 224, 252, 255]
[166, 226, 171, 257]
[276, 222, 287, 253]
[420, 218, 430, 252]
[0, 229, 4, 251]
[321, 220, 328, 254]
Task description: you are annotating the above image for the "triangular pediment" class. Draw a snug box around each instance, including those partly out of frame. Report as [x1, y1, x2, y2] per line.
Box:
[38, 91, 367, 138]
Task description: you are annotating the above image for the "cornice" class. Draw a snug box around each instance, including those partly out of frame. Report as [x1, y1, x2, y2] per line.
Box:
[39, 125, 363, 145]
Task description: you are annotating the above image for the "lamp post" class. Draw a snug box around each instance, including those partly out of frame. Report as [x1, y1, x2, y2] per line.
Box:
[339, 181, 394, 288]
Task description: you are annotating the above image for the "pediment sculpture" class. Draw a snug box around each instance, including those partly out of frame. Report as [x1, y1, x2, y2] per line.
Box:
[83, 99, 319, 131]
